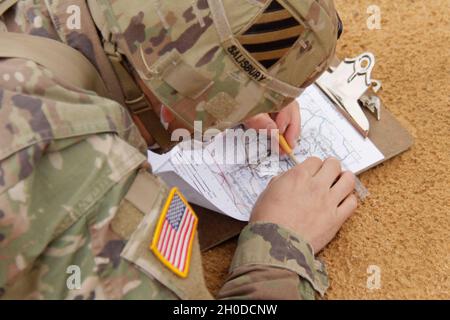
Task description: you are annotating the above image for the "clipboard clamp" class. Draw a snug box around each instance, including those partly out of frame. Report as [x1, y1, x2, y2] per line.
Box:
[316, 52, 382, 137]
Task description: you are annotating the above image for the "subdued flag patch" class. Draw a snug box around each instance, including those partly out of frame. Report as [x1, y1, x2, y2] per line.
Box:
[151, 188, 198, 278]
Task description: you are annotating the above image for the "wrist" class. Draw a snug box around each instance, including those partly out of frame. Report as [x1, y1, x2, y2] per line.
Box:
[232, 222, 329, 296]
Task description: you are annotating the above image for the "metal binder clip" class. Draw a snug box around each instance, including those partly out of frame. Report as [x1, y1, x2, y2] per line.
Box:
[360, 95, 381, 121]
[315, 52, 381, 137]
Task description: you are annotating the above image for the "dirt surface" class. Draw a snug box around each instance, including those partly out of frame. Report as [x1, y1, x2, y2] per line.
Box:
[201, 0, 450, 299]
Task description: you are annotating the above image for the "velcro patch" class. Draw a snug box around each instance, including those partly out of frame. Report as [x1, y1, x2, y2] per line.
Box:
[154, 50, 213, 99]
[150, 188, 198, 278]
[204, 91, 237, 120]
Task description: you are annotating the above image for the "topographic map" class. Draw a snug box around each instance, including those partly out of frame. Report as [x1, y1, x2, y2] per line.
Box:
[149, 85, 384, 221]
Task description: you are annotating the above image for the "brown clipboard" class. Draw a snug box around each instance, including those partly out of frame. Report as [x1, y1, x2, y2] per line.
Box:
[196, 57, 414, 252]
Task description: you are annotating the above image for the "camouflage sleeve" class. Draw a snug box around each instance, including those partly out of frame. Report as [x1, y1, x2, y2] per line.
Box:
[217, 222, 329, 300]
[0, 57, 176, 299]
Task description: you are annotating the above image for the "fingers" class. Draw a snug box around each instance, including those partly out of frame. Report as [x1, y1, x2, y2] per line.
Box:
[316, 157, 342, 186]
[336, 193, 358, 223]
[298, 157, 323, 176]
[244, 113, 277, 131]
[330, 171, 356, 204]
[267, 173, 282, 185]
[275, 109, 289, 134]
[284, 113, 301, 149]
[275, 101, 298, 133]
[276, 101, 301, 148]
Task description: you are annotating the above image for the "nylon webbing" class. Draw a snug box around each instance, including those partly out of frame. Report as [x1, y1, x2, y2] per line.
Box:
[104, 43, 173, 151]
[0, 30, 172, 151]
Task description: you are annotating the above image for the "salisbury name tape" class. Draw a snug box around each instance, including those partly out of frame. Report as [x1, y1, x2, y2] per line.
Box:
[151, 188, 198, 278]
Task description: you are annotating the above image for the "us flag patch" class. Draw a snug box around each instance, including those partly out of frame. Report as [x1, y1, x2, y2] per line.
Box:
[151, 188, 198, 278]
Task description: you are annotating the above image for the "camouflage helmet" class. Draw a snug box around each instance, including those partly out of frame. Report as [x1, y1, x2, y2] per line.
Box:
[97, 0, 339, 132]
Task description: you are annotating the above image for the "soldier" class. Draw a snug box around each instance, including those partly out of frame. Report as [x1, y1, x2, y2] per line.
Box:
[0, 0, 356, 299]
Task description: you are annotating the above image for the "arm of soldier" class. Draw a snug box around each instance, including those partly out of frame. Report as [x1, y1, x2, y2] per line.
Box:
[217, 223, 327, 300]
[0, 57, 148, 296]
[217, 157, 357, 300]
[0, 57, 146, 195]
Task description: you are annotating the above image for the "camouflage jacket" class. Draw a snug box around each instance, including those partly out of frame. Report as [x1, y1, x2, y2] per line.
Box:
[0, 0, 328, 299]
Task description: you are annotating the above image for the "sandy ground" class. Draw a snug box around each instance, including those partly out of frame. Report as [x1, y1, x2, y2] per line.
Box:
[201, 0, 450, 299]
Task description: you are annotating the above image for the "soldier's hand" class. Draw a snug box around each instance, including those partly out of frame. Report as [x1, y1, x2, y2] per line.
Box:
[244, 100, 301, 151]
[250, 157, 357, 253]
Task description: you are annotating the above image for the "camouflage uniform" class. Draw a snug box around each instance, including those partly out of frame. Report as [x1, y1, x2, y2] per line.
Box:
[0, 0, 337, 299]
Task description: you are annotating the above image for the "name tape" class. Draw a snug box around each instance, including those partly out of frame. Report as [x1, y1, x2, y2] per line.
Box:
[226, 44, 267, 82]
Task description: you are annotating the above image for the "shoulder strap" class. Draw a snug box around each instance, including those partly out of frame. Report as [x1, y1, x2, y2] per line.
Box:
[87, 0, 173, 151]
[0, 0, 17, 16]
[103, 42, 173, 151]
[0, 32, 109, 97]
[0, 31, 173, 151]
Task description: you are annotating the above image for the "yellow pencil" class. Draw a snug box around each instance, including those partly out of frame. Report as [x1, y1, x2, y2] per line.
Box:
[278, 134, 300, 165]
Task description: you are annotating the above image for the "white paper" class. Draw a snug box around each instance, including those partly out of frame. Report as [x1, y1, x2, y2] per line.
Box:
[148, 84, 384, 221]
